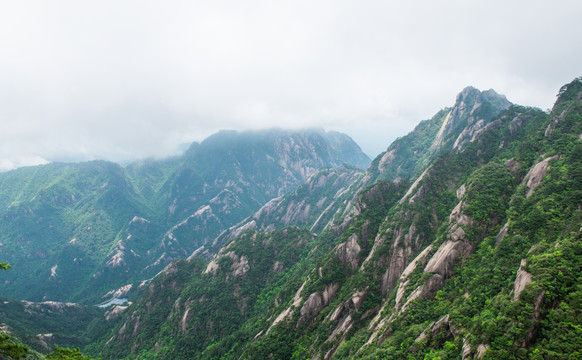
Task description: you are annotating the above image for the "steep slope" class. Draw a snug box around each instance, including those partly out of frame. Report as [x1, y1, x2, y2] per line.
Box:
[0, 161, 156, 303]
[89, 79, 581, 359]
[245, 79, 581, 359]
[214, 88, 513, 249]
[0, 129, 369, 304]
[368, 86, 511, 182]
[90, 227, 332, 359]
[212, 165, 365, 249]
[141, 129, 371, 263]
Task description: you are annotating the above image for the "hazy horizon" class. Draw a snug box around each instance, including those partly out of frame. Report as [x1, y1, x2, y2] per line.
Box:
[1, 1, 581, 171]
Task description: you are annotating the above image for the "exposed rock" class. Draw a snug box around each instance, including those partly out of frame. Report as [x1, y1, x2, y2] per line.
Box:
[476, 344, 490, 358]
[456, 183, 466, 200]
[159, 262, 178, 277]
[293, 280, 307, 307]
[415, 314, 452, 343]
[203, 259, 219, 275]
[513, 259, 532, 302]
[400, 168, 430, 205]
[227, 220, 258, 241]
[105, 240, 127, 269]
[504, 158, 520, 175]
[103, 284, 133, 299]
[35, 333, 54, 350]
[379, 224, 419, 296]
[180, 306, 191, 333]
[453, 119, 485, 150]
[461, 336, 471, 360]
[335, 233, 361, 270]
[360, 232, 385, 270]
[186, 246, 206, 261]
[380, 244, 406, 296]
[378, 149, 396, 170]
[326, 314, 352, 344]
[229, 252, 250, 277]
[495, 221, 509, 246]
[322, 283, 339, 305]
[22, 300, 80, 314]
[104, 305, 128, 321]
[297, 292, 323, 328]
[267, 279, 308, 333]
[350, 290, 366, 310]
[425, 240, 473, 279]
[449, 199, 472, 227]
[129, 216, 150, 228]
[50, 264, 58, 279]
[522, 156, 557, 198]
[269, 307, 293, 333]
[272, 260, 283, 273]
[544, 111, 564, 137]
[394, 245, 433, 311]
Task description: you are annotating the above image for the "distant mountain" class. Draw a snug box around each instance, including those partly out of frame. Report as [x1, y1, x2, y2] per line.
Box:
[0, 129, 370, 304]
[90, 79, 582, 359]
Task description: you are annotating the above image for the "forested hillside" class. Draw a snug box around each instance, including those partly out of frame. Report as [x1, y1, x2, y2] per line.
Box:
[0, 129, 369, 304]
[86, 78, 581, 359]
[1, 79, 580, 359]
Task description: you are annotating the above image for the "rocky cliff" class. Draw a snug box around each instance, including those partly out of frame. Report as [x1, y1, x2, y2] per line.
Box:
[91, 79, 582, 359]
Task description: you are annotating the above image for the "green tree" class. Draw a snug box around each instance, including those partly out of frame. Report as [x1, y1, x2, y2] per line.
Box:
[0, 334, 28, 360]
[46, 347, 99, 360]
[0, 263, 29, 360]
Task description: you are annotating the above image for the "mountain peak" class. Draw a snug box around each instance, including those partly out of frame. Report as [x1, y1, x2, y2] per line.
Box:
[455, 86, 511, 110]
[370, 85, 512, 182]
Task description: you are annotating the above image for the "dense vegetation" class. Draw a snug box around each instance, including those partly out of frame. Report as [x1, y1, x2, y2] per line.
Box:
[87, 79, 581, 359]
[2, 79, 581, 359]
[0, 130, 369, 305]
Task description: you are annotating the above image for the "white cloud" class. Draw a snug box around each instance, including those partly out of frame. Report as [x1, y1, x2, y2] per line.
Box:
[0, 156, 49, 172]
[0, 0, 580, 164]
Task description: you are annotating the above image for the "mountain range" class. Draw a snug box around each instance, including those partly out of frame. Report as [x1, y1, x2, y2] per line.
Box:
[1, 78, 581, 359]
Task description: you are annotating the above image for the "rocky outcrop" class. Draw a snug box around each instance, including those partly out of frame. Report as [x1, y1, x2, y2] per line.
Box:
[415, 314, 459, 343]
[400, 192, 475, 309]
[266, 279, 308, 333]
[433, 87, 510, 153]
[322, 290, 366, 359]
[322, 283, 340, 305]
[495, 221, 509, 246]
[297, 292, 323, 328]
[22, 300, 80, 314]
[475, 344, 490, 358]
[104, 305, 128, 321]
[103, 284, 133, 299]
[522, 156, 557, 198]
[203, 250, 249, 277]
[513, 259, 532, 302]
[105, 240, 128, 269]
[454, 119, 503, 151]
[424, 239, 473, 280]
[212, 166, 364, 247]
[393, 245, 433, 311]
[430, 112, 453, 151]
[335, 234, 361, 270]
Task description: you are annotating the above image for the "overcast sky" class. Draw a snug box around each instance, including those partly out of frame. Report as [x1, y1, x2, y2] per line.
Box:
[1, 1, 581, 171]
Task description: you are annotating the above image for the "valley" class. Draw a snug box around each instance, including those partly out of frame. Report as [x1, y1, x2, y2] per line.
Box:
[1, 79, 581, 359]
